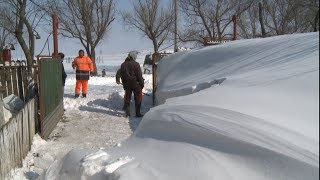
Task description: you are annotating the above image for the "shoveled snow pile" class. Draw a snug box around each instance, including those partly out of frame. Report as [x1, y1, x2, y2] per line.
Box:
[45, 32, 319, 180]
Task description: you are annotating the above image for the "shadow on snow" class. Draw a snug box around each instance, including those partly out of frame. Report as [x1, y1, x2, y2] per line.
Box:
[78, 92, 125, 117]
[75, 92, 153, 132]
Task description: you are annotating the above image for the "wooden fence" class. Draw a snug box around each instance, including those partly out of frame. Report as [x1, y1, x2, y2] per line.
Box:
[0, 98, 36, 179]
[0, 61, 37, 102]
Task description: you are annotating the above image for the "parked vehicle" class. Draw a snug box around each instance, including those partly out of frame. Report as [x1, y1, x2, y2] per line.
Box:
[143, 54, 152, 74]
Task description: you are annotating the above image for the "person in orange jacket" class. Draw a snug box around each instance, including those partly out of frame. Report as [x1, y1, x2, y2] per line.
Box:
[72, 49, 94, 98]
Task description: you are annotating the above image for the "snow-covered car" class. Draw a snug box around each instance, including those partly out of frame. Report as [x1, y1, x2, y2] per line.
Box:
[143, 54, 152, 74]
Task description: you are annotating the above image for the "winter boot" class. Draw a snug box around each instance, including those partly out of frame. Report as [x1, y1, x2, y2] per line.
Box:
[125, 106, 130, 117]
[136, 113, 144, 118]
[82, 93, 87, 98]
[74, 94, 80, 98]
[135, 103, 144, 117]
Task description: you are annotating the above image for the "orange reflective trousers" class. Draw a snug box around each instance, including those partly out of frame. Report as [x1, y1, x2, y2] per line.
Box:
[75, 80, 89, 94]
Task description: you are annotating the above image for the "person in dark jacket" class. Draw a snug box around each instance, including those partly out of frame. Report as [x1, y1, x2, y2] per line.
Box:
[120, 51, 144, 117]
[58, 52, 67, 87]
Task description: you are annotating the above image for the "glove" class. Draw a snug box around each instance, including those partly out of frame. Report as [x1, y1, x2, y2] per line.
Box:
[90, 72, 94, 77]
[137, 82, 144, 89]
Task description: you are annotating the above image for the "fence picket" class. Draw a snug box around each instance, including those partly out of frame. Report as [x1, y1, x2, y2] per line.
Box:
[5, 67, 13, 95]
[11, 66, 19, 96]
[17, 66, 24, 101]
[22, 66, 28, 100]
[0, 66, 5, 99]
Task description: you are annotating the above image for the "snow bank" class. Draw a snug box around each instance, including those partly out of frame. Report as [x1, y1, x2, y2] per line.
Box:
[45, 33, 319, 180]
[0, 94, 25, 125]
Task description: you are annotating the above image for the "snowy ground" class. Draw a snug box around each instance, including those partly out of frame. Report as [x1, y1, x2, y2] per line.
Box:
[6, 33, 319, 180]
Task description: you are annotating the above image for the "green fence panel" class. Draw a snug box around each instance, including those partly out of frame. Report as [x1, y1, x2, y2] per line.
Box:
[39, 58, 64, 139]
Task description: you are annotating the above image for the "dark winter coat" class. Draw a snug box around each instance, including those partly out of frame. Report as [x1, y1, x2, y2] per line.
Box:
[62, 63, 67, 86]
[120, 57, 144, 90]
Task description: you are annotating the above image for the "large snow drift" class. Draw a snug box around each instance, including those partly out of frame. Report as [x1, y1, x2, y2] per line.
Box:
[46, 33, 319, 180]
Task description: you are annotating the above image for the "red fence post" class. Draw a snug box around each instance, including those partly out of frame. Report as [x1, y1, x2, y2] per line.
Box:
[52, 15, 59, 57]
[233, 15, 237, 41]
[2, 49, 11, 62]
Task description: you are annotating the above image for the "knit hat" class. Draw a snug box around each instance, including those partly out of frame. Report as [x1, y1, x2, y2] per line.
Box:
[58, 52, 65, 59]
[128, 51, 138, 61]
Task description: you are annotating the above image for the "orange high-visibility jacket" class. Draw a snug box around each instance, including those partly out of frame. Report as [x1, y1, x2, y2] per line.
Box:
[72, 56, 94, 72]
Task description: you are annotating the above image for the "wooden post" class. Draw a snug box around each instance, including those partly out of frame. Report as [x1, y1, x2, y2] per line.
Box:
[21, 65, 28, 100]
[11, 66, 19, 96]
[17, 63, 25, 102]
[174, 0, 178, 52]
[52, 15, 59, 57]
[152, 53, 159, 106]
[5, 66, 13, 95]
[232, 15, 237, 41]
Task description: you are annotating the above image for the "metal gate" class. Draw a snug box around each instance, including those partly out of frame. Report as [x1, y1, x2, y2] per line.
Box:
[37, 57, 64, 139]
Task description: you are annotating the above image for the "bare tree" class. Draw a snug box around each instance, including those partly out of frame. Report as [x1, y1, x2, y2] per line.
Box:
[179, 0, 212, 43]
[237, 1, 269, 39]
[314, 9, 319, 32]
[237, 1, 259, 38]
[121, 0, 175, 53]
[236, 0, 319, 39]
[262, 0, 296, 35]
[260, 0, 319, 35]
[295, 0, 319, 32]
[46, 0, 115, 75]
[179, 0, 253, 44]
[258, 2, 267, 37]
[0, 0, 44, 72]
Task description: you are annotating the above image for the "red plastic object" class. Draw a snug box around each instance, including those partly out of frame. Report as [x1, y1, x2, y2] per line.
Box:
[2, 49, 11, 62]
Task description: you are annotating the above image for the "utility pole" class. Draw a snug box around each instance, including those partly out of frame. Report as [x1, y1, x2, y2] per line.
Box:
[174, 0, 178, 52]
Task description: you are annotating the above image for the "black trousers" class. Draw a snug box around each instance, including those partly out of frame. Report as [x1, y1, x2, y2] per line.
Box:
[124, 88, 142, 108]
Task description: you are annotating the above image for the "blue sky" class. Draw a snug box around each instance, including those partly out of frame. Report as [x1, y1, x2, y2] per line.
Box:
[13, 0, 173, 58]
